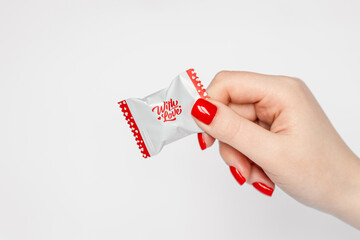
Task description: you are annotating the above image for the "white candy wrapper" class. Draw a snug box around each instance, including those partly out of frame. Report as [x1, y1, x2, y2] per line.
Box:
[118, 69, 208, 158]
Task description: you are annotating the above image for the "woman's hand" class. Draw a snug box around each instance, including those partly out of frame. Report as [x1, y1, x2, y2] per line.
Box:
[191, 71, 360, 229]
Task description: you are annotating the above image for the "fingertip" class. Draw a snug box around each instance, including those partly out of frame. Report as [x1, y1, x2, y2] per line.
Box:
[230, 166, 246, 185]
[247, 164, 275, 197]
[197, 132, 215, 150]
[252, 182, 274, 197]
[218, 142, 251, 186]
[191, 98, 217, 125]
[197, 133, 207, 150]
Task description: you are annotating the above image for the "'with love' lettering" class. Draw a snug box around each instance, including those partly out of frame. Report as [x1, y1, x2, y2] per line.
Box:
[152, 99, 182, 122]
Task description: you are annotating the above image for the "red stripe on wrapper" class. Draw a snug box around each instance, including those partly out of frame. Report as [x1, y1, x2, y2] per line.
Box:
[186, 69, 209, 99]
[118, 100, 150, 158]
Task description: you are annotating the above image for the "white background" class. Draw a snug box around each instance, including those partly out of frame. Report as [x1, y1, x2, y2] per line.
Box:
[0, 0, 359, 239]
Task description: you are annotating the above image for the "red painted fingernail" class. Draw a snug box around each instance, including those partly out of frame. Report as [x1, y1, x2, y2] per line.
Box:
[197, 133, 206, 150]
[229, 166, 246, 185]
[253, 182, 274, 197]
[191, 98, 217, 125]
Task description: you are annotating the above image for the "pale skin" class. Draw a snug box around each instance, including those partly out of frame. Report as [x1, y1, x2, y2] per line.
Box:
[193, 71, 360, 229]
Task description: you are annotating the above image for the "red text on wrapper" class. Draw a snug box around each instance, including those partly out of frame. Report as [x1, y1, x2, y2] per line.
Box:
[152, 99, 182, 122]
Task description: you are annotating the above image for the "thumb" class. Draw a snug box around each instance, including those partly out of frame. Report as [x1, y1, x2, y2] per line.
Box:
[191, 98, 280, 166]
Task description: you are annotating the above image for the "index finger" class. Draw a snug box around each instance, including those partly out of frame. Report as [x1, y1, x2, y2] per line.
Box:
[206, 71, 279, 105]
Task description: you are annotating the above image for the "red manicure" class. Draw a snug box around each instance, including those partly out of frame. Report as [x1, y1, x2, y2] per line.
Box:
[253, 182, 274, 197]
[197, 133, 206, 150]
[229, 166, 246, 185]
[191, 98, 217, 125]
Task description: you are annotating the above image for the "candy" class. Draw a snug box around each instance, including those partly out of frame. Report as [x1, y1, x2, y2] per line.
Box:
[118, 69, 208, 158]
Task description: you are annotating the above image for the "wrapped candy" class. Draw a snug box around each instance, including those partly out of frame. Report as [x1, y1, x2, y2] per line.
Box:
[118, 69, 208, 158]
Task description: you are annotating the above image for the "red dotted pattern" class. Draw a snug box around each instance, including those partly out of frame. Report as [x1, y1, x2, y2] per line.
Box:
[186, 69, 209, 99]
[118, 100, 150, 158]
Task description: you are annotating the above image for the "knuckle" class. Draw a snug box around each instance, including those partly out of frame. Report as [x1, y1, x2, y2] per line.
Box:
[208, 71, 232, 97]
[214, 70, 230, 80]
[291, 77, 305, 87]
[284, 76, 306, 90]
[212, 70, 230, 85]
[276, 76, 309, 98]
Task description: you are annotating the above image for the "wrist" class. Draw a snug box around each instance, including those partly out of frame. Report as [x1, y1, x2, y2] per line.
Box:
[331, 154, 360, 229]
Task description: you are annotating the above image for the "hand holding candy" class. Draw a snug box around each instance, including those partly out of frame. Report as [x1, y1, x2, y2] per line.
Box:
[191, 71, 360, 229]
